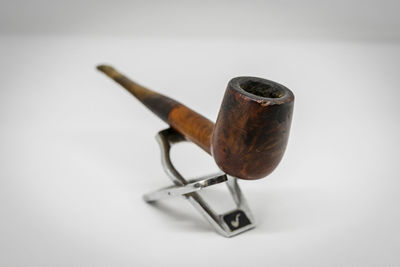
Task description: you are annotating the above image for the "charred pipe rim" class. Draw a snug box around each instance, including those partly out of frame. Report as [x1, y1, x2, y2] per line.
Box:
[230, 76, 294, 105]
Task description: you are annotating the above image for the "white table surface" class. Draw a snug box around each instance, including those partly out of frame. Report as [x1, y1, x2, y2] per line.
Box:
[1, 36, 399, 266]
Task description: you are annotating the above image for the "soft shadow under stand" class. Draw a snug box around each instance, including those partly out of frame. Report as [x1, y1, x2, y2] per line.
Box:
[143, 128, 256, 237]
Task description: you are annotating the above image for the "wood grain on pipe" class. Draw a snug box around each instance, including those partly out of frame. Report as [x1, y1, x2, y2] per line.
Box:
[97, 65, 214, 154]
[97, 65, 294, 180]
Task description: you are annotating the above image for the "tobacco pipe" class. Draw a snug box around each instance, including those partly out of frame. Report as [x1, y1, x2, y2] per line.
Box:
[97, 65, 294, 180]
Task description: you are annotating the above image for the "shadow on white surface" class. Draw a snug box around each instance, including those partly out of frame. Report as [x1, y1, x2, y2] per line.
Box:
[147, 201, 211, 233]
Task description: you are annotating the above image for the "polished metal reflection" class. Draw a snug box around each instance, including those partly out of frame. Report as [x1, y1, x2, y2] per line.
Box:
[143, 128, 255, 237]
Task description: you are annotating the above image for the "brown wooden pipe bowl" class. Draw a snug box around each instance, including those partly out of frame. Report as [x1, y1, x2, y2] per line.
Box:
[211, 77, 294, 180]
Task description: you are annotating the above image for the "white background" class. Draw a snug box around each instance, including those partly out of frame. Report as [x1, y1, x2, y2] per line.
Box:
[1, 1, 400, 266]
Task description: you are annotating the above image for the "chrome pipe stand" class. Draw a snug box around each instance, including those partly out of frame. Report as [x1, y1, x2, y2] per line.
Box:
[143, 128, 255, 237]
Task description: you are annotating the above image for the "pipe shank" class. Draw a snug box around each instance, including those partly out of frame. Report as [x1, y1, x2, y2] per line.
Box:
[97, 65, 214, 154]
